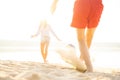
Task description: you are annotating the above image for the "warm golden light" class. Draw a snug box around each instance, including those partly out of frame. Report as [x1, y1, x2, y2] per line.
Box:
[0, 0, 120, 71]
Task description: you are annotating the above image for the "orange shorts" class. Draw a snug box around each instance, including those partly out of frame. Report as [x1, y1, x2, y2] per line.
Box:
[71, 0, 104, 28]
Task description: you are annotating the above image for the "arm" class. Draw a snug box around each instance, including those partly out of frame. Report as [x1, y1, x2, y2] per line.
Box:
[49, 26, 60, 41]
[50, 0, 59, 14]
[31, 24, 41, 38]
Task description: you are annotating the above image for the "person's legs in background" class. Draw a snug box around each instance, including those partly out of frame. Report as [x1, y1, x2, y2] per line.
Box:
[40, 42, 46, 63]
[44, 41, 50, 63]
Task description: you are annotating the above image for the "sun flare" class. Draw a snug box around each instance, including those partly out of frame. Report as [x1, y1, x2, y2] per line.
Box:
[0, 0, 120, 71]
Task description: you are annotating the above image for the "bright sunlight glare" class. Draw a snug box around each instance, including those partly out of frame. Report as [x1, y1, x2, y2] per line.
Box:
[0, 0, 120, 69]
[0, 0, 120, 42]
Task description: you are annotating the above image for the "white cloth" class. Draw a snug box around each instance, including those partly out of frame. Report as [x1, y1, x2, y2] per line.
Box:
[40, 24, 51, 42]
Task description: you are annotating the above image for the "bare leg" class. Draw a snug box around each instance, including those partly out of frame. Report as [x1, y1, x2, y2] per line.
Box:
[44, 41, 50, 63]
[86, 28, 96, 48]
[76, 29, 93, 72]
[40, 42, 46, 63]
[80, 28, 96, 62]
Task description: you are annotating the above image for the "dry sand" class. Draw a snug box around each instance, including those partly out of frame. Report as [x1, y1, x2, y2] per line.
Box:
[1, 41, 120, 80]
[0, 60, 120, 80]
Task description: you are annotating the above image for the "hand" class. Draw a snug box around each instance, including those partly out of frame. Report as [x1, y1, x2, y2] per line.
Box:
[50, 5, 56, 14]
[57, 38, 61, 41]
[50, 0, 58, 14]
[31, 34, 37, 38]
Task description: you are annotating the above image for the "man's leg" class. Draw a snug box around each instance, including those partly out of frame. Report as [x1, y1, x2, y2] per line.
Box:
[76, 28, 93, 72]
[80, 28, 96, 61]
[86, 28, 96, 48]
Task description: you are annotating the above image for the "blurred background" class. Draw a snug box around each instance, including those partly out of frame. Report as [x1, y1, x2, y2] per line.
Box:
[0, 0, 120, 69]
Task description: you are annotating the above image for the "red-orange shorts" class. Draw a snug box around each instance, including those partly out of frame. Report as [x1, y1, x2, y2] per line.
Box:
[71, 0, 104, 28]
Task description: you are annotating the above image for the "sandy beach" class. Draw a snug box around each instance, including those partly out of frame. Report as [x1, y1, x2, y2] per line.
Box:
[0, 60, 120, 80]
[0, 41, 120, 80]
[0, 0, 120, 79]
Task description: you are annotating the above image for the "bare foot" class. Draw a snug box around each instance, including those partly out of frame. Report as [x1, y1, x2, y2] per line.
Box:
[76, 67, 87, 73]
[44, 60, 48, 64]
[86, 67, 93, 72]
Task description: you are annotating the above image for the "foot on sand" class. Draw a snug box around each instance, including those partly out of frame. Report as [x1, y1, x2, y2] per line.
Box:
[55, 43, 87, 72]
